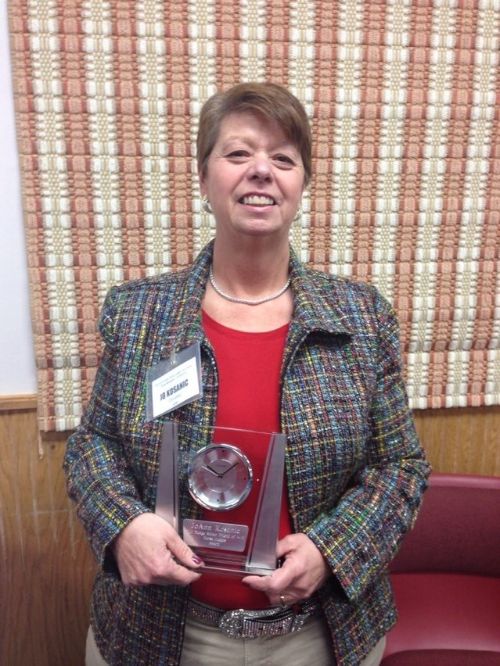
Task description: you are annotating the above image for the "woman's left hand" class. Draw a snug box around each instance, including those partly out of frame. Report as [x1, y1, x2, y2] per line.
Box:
[242, 533, 330, 607]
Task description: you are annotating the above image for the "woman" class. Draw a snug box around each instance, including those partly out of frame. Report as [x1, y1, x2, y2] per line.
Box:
[65, 82, 430, 666]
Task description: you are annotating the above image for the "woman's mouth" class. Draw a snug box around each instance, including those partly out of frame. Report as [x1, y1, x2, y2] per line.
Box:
[239, 194, 276, 206]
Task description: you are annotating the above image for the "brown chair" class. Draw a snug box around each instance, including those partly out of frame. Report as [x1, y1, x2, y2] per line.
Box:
[382, 473, 500, 665]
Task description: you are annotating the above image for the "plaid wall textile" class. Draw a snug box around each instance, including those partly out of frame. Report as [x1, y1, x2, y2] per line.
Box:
[8, 0, 500, 431]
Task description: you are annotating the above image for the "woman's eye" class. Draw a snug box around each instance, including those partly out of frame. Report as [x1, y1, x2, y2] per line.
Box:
[274, 154, 295, 166]
[226, 150, 249, 159]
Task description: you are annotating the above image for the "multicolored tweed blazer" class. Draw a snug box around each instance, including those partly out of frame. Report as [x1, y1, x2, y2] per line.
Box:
[64, 240, 430, 665]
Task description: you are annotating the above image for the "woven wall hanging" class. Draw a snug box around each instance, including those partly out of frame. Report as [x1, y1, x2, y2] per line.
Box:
[8, 0, 500, 431]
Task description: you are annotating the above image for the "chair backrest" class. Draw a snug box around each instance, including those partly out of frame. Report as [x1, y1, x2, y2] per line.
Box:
[390, 473, 500, 577]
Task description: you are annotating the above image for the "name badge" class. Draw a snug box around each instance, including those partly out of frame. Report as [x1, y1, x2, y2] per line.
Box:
[146, 342, 202, 420]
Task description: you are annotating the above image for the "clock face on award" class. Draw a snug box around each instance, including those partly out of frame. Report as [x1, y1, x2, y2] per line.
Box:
[187, 444, 253, 511]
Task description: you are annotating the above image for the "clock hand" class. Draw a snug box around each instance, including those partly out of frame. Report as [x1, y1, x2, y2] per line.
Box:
[219, 461, 239, 478]
[202, 464, 223, 478]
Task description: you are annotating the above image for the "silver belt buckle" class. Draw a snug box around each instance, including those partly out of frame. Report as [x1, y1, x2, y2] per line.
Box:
[218, 606, 310, 639]
[218, 609, 249, 638]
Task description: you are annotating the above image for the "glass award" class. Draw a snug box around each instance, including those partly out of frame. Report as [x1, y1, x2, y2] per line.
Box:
[155, 420, 286, 576]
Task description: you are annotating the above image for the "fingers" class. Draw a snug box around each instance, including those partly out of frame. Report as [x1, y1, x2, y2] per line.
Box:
[167, 528, 204, 570]
[275, 533, 297, 559]
[151, 550, 202, 587]
[242, 565, 294, 604]
[243, 571, 296, 607]
[113, 512, 204, 587]
[243, 533, 330, 606]
[145, 541, 203, 587]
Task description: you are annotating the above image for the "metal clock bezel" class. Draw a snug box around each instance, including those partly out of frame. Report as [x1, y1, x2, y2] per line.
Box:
[187, 443, 253, 511]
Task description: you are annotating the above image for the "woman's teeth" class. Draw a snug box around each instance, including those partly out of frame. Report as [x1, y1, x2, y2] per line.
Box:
[240, 195, 275, 206]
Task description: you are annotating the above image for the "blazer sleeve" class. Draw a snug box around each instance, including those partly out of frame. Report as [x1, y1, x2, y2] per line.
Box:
[63, 287, 149, 567]
[306, 290, 431, 602]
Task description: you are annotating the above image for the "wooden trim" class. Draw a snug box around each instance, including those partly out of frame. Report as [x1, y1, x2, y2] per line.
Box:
[0, 394, 38, 411]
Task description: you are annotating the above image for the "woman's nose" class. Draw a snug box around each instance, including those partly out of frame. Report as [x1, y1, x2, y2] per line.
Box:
[248, 155, 272, 181]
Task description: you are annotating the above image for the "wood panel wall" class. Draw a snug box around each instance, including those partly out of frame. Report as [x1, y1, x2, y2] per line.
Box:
[0, 403, 96, 666]
[1, 400, 499, 666]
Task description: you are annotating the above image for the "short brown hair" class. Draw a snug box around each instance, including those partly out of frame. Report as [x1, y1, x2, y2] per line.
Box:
[197, 82, 312, 186]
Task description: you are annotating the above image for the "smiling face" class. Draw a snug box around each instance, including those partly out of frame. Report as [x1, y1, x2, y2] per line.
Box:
[199, 111, 305, 244]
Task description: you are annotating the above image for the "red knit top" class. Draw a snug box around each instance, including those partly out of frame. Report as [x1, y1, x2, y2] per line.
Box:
[189, 311, 292, 609]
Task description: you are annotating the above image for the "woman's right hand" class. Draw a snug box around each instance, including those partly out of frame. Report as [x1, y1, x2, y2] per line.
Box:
[112, 512, 204, 586]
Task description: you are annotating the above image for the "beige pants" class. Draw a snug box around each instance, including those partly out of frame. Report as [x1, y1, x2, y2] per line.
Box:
[180, 614, 386, 666]
[86, 619, 386, 666]
[86, 627, 108, 666]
